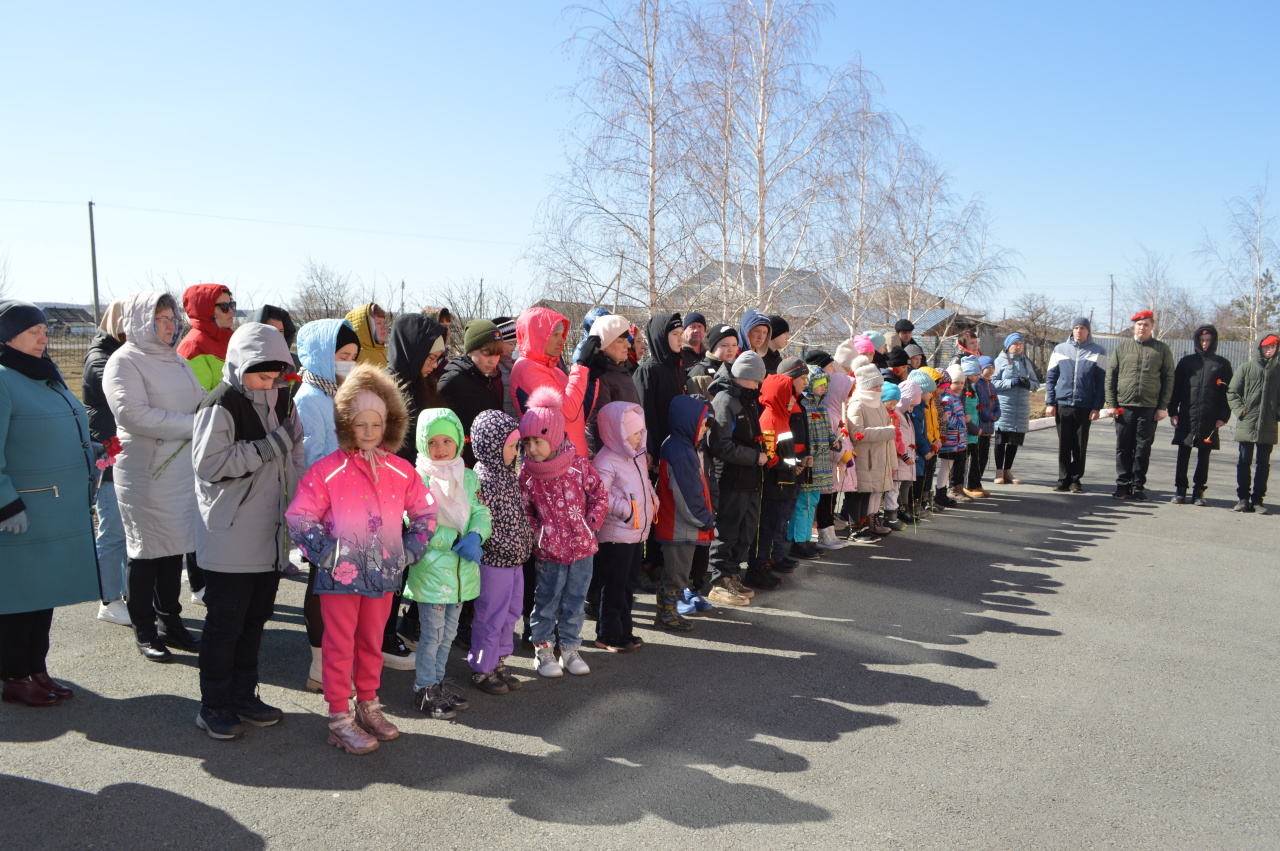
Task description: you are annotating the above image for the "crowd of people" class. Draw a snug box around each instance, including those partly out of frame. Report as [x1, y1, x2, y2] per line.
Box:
[1, 290, 1277, 755]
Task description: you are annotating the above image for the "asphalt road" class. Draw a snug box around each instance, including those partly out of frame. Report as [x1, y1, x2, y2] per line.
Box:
[2, 422, 1276, 850]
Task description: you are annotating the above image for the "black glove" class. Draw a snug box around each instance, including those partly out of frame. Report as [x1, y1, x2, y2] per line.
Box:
[575, 335, 602, 368]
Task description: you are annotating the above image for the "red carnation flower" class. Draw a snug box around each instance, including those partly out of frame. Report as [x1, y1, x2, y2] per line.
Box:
[854, 432, 865, 441]
[283, 373, 303, 384]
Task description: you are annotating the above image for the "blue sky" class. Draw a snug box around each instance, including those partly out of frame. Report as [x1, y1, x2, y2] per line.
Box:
[1, 2, 1275, 331]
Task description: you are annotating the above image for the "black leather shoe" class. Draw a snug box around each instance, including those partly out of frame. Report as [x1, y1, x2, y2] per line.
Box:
[1111, 487, 1131, 500]
[158, 622, 200, 652]
[136, 640, 173, 662]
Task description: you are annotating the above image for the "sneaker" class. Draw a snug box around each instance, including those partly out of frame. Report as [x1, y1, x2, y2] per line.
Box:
[190, 588, 206, 606]
[676, 590, 697, 616]
[677, 589, 714, 614]
[233, 694, 283, 727]
[328, 710, 379, 754]
[382, 637, 416, 671]
[439, 678, 470, 711]
[96, 600, 132, 626]
[534, 642, 564, 678]
[1130, 489, 1150, 502]
[594, 636, 639, 653]
[791, 542, 821, 559]
[706, 585, 749, 607]
[196, 706, 245, 741]
[559, 647, 590, 676]
[1233, 499, 1255, 513]
[770, 558, 797, 574]
[470, 670, 510, 695]
[495, 657, 523, 690]
[725, 575, 755, 599]
[1111, 487, 1132, 500]
[1254, 503, 1269, 515]
[414, 685, 457, 719]
[743, 565, 782, 590]
[949, 487, 974, 503]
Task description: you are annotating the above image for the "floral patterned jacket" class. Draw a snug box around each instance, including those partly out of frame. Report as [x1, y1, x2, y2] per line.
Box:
[286, 448, 436, 598]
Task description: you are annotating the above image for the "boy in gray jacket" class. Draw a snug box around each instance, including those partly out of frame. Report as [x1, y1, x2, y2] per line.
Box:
[191, 323, 305, 740]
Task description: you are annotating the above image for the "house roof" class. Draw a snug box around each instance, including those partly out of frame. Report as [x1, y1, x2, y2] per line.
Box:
[37, 304, 96, 325]
[854, 307, 995, 335]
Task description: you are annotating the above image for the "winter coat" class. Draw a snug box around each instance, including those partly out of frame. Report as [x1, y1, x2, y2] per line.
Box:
[1105, 336, 1175, 410]
[404, 410, 490, 605]
[686, 355, 727, 399]
[104, 291, 207, 559]
[846, 388, 895, 493]
[632, 313, 688, 459]
[992, 351, 1040, 433]
[497, 356, 517, 419]
[192, 323, 305, 574]
[81, 328, 123, 481]
[286, 365, 436, 597]
[1169, 325, 1233, 450]
[472, 410, 534, 568]
[346, 303, 387, 370]
[593, 402, 658, 545]
[656, 395, 715, 545]
[586, 356, 640, 457]
[294, 318, 351, 469]
[510, 307, 594, 457]
[0, 344, 99, 615]
[825, 374, 857, 493]
[759, 375, 801, 501]
[438, 353, 503, 466]
[386, 313, 449, 466]
[708, 378, 764, 491]
[1227, 334, 1280, 445]
[799, 389, 835, 493]
[911, 405, 930, 477]
[963, 388, 981, 445]
[974, 376, 1001, 436]
[176, 283, 234, 392]
[1045, 334, 1107, 410]
[519, 441, 607, 565]
[893, 405, 917, 482]
[938, 390, 968, 454]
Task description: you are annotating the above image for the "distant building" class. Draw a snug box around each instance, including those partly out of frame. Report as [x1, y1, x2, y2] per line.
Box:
[37, 304, 97, 337]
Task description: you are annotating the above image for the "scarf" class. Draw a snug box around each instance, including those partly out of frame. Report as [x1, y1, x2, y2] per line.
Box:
[301, 368, 338, 398]
[0, 345, 65, 387]
[415, 452, 470, 533]
[522, 441, 577, 480]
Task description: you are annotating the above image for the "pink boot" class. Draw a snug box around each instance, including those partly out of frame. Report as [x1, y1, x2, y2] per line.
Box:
[328, 711, 379, 754]
[355, 699, 400, 741]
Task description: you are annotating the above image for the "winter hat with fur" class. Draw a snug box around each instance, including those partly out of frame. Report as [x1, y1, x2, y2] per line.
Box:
[519, 385, 566, 452]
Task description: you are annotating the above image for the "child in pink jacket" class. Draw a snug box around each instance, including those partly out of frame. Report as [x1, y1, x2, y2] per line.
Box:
[286, 364, 435, 755]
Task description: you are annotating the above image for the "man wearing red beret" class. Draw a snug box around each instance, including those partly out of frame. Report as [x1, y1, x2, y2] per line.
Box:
[1101, 310, 1174, 500]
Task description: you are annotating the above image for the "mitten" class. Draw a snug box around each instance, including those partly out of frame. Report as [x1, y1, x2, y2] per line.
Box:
[0, 510, 29, 534]
[575, 335, 603, 368]
[253, 425, 294, 461]
[451, 530, 484, 564]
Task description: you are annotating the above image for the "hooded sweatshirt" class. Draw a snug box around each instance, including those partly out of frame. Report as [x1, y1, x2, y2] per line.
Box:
[632, 312, 688, 459]
[403, 408, 490, 604]
[471, 410, 535, 567]
[509, 306, 594, 457]
[177, 283, 234, 391]
[386, 312, 449, 465]
[739, 308, 774, 364]
[1227, 333, 1280, 445]
[594, 402, 659, 544]
[192, 322, 306, 573]
[346, 303, 387, 370]
[656, 395, 715, 544]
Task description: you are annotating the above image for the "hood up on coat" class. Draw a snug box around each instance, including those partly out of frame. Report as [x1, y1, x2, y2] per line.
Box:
[738, 308, 773, 354]
[296, 318, 354, 382]
[1192, 324, 1219, 357]
[99, 299, 126, 339]
[898, 376, 922, 410]
[515, 306, 569, 368]
[471, 409, 521, 472]
[599, 401, 648, 459]
[223, 322, 295, 394]
[121, 291, 183, 356]
[1255, 331, 1279, 365]
[824, 373, 853, 424]
[251, 304, 298, 347]
[333, 363, 408, 453]
[387, 313, 448, 387]
[346, 303, 386, 355]
[415, 407, 464, 457]
[177, 283, 233, 359]
[583, 307, 611, 334]
[667, 394, 709, 447]
[642, 312, 684, 369]
[759, 373, 797, 435]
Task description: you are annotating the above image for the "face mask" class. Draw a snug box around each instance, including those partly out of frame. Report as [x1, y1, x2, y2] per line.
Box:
[334, 359, 355, 378]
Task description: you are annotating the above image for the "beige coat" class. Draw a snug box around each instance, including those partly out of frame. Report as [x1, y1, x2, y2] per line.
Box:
[846, 390, 896, 493]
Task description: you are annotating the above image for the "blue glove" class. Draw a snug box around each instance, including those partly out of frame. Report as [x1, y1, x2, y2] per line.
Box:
[451, 530, 484, 564]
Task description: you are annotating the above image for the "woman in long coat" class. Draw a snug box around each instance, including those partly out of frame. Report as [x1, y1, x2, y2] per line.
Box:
[104, 291, 207, 662]
[991, 333, 1041, 484]
[0, 301, 99, 705]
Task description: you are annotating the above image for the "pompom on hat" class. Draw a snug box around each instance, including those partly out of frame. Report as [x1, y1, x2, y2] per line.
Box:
[519, 386, 566, 452]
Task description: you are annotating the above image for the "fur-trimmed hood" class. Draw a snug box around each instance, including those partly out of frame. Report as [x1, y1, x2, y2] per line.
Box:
[334, 362, 408, 452]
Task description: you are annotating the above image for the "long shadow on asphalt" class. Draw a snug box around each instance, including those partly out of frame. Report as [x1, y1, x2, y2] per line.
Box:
[0, 461, 1149, 828]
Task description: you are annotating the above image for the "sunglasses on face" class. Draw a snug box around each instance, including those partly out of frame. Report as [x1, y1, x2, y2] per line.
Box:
[215, 301, 237, 314]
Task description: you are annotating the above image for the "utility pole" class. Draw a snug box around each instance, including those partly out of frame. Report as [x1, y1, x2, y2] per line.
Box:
[1108, 274, 1115, 335]
[88, 201, 101, 322]
[399, 280, 405, 316]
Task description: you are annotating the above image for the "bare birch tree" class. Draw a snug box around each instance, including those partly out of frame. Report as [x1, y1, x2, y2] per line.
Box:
[290, 259, 355, 323]
[1198, 175, 1278, 339]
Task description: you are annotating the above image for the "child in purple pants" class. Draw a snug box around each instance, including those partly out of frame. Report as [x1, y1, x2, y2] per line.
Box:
[466, 410, 535, 695]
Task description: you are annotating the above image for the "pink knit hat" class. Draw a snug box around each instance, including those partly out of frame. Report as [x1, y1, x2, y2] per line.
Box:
[622, 407, 646, 438]
[519, 386, 565, 452]
[350, 390, 387, 421]
[852, 334, 875, 356]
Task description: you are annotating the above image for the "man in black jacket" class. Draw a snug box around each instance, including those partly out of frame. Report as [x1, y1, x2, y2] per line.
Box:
[1168, 324, 1233, 505]
[632, 313, 687, 460]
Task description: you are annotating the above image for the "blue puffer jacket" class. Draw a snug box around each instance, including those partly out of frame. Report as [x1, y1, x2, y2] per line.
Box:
[294, 318, 353, 468]
[992, 351, 1040, 433]
[1045, 335, 1107, 410]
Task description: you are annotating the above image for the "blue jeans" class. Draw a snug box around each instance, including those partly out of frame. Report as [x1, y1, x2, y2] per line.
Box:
[530, 556, 593, 650]
[94, 479, 128, 602]
[413, 602, 462, 692]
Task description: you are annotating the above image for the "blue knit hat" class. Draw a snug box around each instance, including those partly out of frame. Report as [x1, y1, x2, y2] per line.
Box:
[683, 310, 706, 329]
[880, 382, 901, 402]
[907, 369, 937, 394]
[961, 356, 982, 376]
[1004, 332, 1023, 349]
[978, 355, 995, 370]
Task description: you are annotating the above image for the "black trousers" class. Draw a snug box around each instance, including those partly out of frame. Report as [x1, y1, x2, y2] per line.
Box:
[1056, 405, 1093, 486]
[595, 541, 641, 642]
[966, 436, 991, 489]
[949, 445, 970, 488]
[0, 608, 54, 680]
[815, 492, 834, 528]
[993, 443, 1019, 470]
[1174, 444, 1213, 494]
[127, 553, 187, 642]
[185, 552, 205, 594]
[708, 487, 761, 582]
[1114, 406, 1157, 490]
[303, 561, 324, 648]
[843, 491, 871, 523]
[689, 544, 710, 593]
[749, 497, 795, 570]
[1237, 441, 1273, 503]
[198, 571, 280, 710]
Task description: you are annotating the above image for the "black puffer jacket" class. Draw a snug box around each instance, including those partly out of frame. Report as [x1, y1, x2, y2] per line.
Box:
[81, 329, 122, 482]
[708, 379, 763, 490]
[632, 313, 687, 458]
[585, 356, 640, 456]
[438, 354, 504, 466]
[1169, 324, 1233, 449]
[386, 313, 448, 464]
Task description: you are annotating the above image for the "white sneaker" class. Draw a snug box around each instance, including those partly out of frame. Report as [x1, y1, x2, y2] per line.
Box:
[190, 588, 206, 606]
[559, 648, 590, 676]
[534, 642, 563, 678]
[816, 527, 849, 550]
[96, 600, 132, 626]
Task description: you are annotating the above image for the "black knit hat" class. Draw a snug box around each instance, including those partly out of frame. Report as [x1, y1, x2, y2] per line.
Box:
[706, 323, 738, 351]
[803, 350, 833, 369]
[0, 300, 47, 344]
[335, 322, 361, 354]
[769, 314, 790, 337]
[895, 318, 915, 333]
[885, 346, 909, 368]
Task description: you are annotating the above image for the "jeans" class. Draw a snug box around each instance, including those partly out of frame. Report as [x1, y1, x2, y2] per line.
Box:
[749, 497, 795, 569]
[93, 480, 128, 603]
[414, 601, 462, 691]
[468, 565, 523, 674]
[1237, 441, 1273, 503]
[530, 556, 593, 650]
[198, 571, 280, 710]
[1056, 405, 1093, 486]
[1174, 444, 1213, 494]
[1114, 406, 1157, 490]
[594, 542, 639, 643]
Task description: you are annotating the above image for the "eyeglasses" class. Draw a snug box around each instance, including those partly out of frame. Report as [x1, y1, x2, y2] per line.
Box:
[214, 301, 237, 314]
